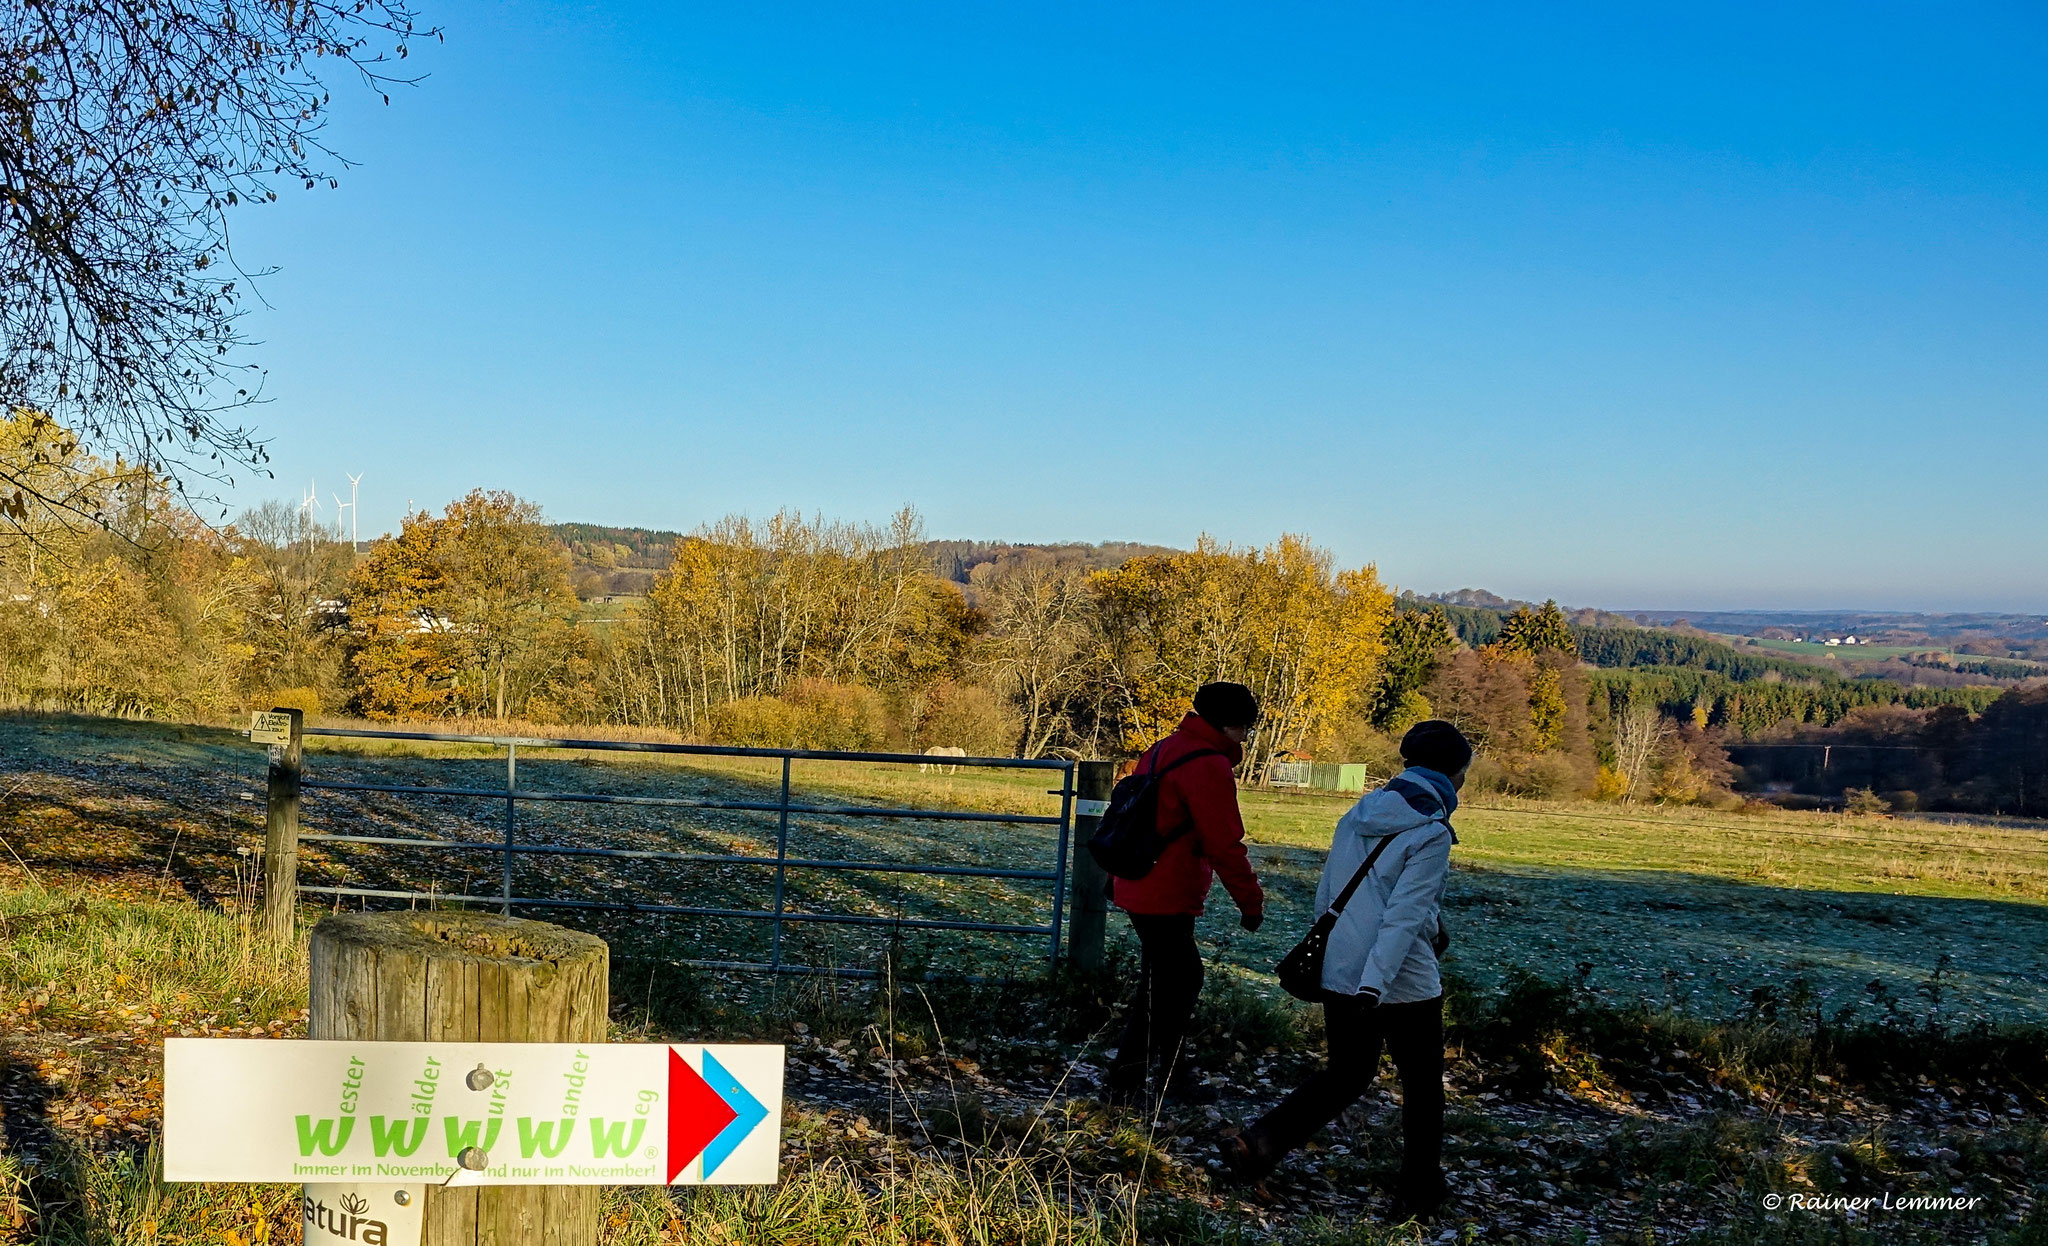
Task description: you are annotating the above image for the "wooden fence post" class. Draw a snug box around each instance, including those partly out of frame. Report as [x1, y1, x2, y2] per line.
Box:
[1067, 760, 1115, 970]
[261, 706, 304, 942]
[310, 910, 610, 1245]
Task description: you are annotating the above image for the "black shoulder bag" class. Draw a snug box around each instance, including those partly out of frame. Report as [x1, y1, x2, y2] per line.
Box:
[1274, 833, 1399, 1003]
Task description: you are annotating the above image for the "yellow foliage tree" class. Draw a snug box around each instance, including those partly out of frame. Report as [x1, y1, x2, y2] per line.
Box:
[621, 508, 959, 736]
[344, 491, 580, 721]
[1089, 535, 1393, 774]
[0, 410, 257, 717]
[344, 508, 457, 720]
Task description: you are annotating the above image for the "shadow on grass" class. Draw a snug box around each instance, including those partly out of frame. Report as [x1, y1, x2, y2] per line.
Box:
[0, 713, 1074, 975]
[1203, 852, 2048, 1032]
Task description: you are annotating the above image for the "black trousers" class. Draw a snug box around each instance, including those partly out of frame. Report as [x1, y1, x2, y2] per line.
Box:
[1246, 993, 1444, 1196]
[1107, 913, 1204, 1096]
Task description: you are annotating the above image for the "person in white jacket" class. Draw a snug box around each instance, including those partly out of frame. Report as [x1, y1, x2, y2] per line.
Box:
[1219, 719, 1472, 1222]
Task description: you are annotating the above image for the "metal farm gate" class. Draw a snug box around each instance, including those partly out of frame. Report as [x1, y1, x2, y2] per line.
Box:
[256, 719, 1091, 978]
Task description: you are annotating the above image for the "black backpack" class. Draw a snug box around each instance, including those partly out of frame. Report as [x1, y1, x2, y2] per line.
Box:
[1085, 747, 1226, 880]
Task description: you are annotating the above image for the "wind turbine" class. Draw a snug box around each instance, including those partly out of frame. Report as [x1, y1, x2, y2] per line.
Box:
[332, 473, 361, 545]
[299, 479, 321, 540]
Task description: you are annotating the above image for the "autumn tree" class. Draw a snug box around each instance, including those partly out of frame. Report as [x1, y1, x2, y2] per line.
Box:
[912, 678, 1016, 756]
[1483, 599, 1584, 754]
[886, 576, 984, 726]
[1089, 535, 1394, 774]
[437, 491, 580, 719]
[971, 554, 1095, 757]
[343, 508, 455, 719]
[1610, 692, 1669, 802]
[343, 491, 579, 721]
[611, 508, 964, 736]
[234, 499, 354, 704]
[1424, 648, 1535, 757]
[1651, 724, 1737, 804]
[0, 410, 254, 715]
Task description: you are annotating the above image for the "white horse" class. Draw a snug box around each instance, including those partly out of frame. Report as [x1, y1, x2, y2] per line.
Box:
[920, 745, 967, 774]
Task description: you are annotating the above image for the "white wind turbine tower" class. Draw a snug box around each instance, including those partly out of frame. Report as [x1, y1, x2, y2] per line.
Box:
[299, 479, 321, 540]
[332, 473, 362, 545]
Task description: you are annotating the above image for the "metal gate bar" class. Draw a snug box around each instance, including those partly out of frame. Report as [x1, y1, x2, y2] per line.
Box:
[293, 886, 1052, 934]
[295, 834, 1058, 879]
[287, 725, 1078, 978]
[297, 779, 1063, 823]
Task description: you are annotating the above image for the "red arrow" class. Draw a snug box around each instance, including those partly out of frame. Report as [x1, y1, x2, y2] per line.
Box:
[668, 1049, 738, 1182]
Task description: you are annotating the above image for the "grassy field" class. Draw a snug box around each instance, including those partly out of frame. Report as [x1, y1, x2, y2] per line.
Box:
[4, 711, 2047, 1026]
[1720, 635, 1940, 664]
[4, 712, 2048, 1244]
[1231, 787, 2048, 1028]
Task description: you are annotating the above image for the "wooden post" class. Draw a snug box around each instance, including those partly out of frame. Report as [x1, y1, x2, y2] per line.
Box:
[310, 910, 609, 1246]
[262, 707, 304, 942]
[1067, 760, 1115, 970]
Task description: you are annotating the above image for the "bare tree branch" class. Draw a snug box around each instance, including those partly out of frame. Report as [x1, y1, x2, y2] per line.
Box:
[0, 0, 438, 524]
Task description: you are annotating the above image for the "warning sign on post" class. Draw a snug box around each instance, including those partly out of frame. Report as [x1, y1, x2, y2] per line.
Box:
[164, 1040, 783, 1185]
[248, 710, 294, 745]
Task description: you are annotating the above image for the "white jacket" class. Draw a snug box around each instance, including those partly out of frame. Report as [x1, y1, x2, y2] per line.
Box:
[1315, 771, 1456, 1003]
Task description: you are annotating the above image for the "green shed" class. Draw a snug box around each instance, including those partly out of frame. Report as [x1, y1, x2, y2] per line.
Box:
[1310, 763, 1371, 793]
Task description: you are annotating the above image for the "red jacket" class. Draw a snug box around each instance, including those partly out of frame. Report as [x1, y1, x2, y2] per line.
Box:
[1110, 714, 1265, 919]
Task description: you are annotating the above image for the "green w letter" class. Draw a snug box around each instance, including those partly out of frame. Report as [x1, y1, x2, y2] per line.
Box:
[588, 1118, 647, 1158]
[369, 1116, 428, 1157]
[295, 1116, 355, 1157]
[517, 1118, 578, 1159]
[442, 1117, 506, 1157]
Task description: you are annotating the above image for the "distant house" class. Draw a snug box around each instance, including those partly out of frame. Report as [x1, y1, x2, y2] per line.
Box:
[307, 599, 350, 630]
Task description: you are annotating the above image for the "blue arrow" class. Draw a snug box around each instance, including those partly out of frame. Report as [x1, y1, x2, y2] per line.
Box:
[698, 1051, 768, 1179]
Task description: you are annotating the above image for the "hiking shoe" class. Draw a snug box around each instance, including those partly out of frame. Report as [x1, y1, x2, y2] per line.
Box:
[1385, 1182, 1447, 1224]
[1100, 1077, 1146, 1111]
[1214, 1132, 1274, 1187]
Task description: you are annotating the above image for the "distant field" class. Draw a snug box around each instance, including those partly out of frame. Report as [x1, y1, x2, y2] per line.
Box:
[1717, 633, 1940, 663]
[5, 712, 2046, 1028]
[1240, 787, 2048, 903]
[1236, 786, 2048, 1027]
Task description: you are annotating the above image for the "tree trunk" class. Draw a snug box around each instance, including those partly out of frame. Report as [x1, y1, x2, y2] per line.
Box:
[309, 910, 610, 1245]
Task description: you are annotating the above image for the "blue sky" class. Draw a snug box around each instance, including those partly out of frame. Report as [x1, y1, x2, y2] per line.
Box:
[225, 2, 2048, 611]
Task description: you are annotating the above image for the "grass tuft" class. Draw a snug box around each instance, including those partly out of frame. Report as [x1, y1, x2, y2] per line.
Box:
[0, 887, 306, 1032]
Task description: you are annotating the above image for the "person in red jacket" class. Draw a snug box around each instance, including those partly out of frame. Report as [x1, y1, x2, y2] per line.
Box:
[1105, 681, 1266, 1107]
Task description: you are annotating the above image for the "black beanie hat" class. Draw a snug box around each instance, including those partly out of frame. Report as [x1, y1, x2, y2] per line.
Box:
[1192, 681, 1260, 730]
[1400, 719, 1473, 775]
